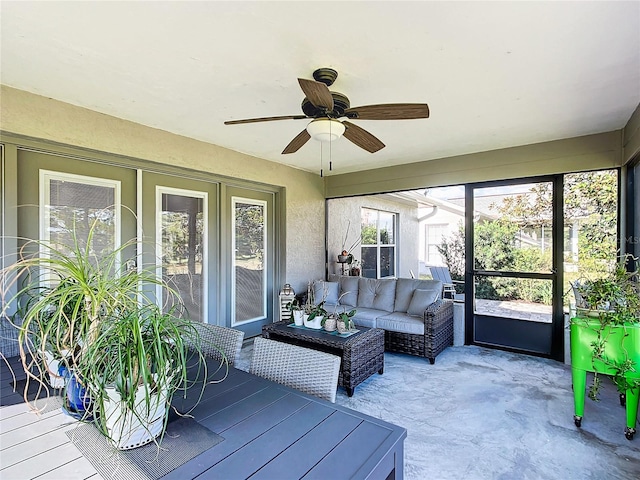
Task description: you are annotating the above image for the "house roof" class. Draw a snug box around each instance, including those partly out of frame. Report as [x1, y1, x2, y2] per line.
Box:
[1, 2, 638, 176]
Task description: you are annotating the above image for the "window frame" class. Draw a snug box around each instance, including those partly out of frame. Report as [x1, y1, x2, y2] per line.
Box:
[231, 196, 268, 326]
[39, 170, 121, 283]
[155, 185, 209, 320]
[361, 207, 397, 279]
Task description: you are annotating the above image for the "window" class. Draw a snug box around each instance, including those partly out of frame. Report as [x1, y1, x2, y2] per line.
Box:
[361, 208, 396, 278]
[232, 197, 267, 325]
[425, 224, 447, 265]
[157, 187, 207, 322]
[40, 170, 120, 280]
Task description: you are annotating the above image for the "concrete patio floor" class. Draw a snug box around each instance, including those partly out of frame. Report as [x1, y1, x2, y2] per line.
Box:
[475, 299, 552, 323]
[238, 340, 639, 479]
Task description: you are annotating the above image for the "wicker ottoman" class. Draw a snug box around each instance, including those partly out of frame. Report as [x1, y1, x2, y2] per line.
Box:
[262, 321, 385, 397]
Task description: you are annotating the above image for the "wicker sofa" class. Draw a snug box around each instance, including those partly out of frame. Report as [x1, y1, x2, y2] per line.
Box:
[317, 275, 454, 364]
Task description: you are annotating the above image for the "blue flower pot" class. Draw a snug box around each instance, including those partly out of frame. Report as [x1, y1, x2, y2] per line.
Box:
[60, 366, 91, 415]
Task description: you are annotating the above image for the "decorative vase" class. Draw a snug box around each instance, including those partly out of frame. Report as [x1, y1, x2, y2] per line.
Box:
[324, 316, 337, 332]
[304, 315, 323, 330]
[293, 310, 304, 326]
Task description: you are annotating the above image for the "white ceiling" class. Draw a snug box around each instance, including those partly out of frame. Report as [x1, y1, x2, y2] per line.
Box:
[1, 1, 639, 175]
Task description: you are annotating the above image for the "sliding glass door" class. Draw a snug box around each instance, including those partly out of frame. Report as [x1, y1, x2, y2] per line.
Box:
[225, 186, 275, 337]
[142, 172, 218, 325]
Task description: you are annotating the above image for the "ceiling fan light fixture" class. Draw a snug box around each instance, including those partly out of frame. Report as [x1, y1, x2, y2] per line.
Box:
[306, 119, 345, 142]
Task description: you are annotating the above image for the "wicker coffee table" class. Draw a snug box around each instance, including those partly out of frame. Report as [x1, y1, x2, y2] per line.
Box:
[262, 321, 385, 397]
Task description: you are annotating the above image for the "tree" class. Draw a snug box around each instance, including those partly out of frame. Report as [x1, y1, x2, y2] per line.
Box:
[235, 205, 264, 258]
[436, 170, 618, 305]
[493, 172, 617, 261]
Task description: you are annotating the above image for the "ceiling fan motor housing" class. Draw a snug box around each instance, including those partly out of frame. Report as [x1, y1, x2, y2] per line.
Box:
[301, 91, 350, 118]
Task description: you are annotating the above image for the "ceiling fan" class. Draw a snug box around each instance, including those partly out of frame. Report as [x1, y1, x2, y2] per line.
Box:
[224, 67, 430, 155]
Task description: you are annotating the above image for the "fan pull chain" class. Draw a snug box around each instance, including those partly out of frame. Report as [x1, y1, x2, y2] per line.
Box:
[320, 141, 324, 177]
[329, 121, 333, 171]
[329, 129, 333, 171]
[329, 123, 333, 171]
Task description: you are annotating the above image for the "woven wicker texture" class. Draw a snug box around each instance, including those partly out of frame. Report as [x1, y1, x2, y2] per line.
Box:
[250, 337, 341, 403]
[385, 299, 454, 364]
[186, 322, 245, 366]
[262, 323, 384, 396]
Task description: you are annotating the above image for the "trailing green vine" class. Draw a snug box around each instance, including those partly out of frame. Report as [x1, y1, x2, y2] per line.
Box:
[571, 254, 640, 401]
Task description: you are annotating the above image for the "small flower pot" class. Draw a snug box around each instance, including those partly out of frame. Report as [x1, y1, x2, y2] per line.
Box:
[323, 316, 337, 332]
[337, 320, 352, 334]
[304, 314, 323, 330]
[293, 310, 304, 326]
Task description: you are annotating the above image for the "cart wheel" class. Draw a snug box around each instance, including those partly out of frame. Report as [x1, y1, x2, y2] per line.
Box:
[619, 393, 626, 407]
[624, 427, 635, 441]
[574, 415, 582, 428]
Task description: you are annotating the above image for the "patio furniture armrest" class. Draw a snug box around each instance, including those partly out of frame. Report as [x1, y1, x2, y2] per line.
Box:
[422, 299, 454, 364]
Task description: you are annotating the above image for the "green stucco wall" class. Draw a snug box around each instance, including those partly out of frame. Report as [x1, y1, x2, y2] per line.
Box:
[0, 85, 326, 294]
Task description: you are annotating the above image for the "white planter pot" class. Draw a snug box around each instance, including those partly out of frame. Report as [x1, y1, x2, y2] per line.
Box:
[293, 310, 304, 326]
[43, 350, 67, 388]
[304, 315, 323, 330]
[103, 381, 169, 450]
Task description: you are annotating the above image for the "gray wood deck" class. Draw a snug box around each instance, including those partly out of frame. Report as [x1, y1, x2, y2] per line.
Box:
[0, 356, 99, 479]
[1, 354, 406, 479]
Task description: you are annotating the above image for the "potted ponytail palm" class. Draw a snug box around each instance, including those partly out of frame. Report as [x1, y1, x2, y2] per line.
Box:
[1, 220, 222, 450]
[83, 305, 195, 449]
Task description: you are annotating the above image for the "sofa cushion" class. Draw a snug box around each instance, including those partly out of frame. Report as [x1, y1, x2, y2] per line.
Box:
[407, 288, 440, 316]
[312, 281, 339, 305]
[328, 274, 359, 306]
[357, 278, 396, 312]
[377, 312, 425, 335]
[395, 278, 444, 312]
[351, 307, 387, 329]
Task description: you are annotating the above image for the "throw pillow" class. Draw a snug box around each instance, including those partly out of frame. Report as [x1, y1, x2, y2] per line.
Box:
[407, 288, 439, 317]
[313, 281, 340, 305]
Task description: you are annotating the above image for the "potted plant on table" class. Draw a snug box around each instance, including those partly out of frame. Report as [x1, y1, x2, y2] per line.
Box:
[335, 307, 356, 334]
[287, 298, 304, 326]
[297, 281, 326, 330]
[1, 219, 222, 450]
[304, 301, 326, 330]
[570, 254, 640, 439]
[322, 293, 357, 333]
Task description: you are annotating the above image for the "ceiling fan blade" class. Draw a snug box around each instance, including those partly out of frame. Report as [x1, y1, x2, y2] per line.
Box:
[225, 115, 307, 125]
[298, 78, 334, 111]
[282, 129, 311, 154]
[344, 103, 430, 120]
[343, 121, 385, 153]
